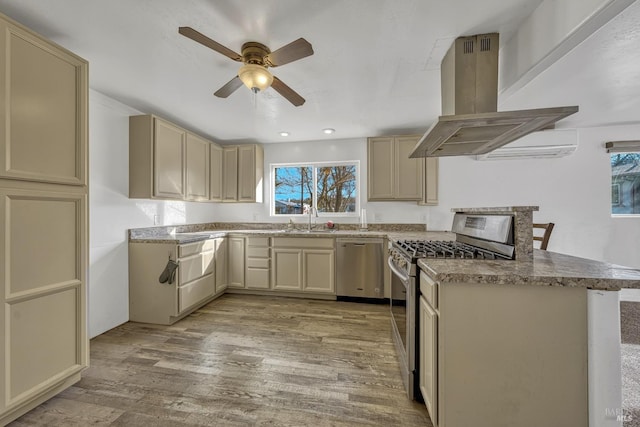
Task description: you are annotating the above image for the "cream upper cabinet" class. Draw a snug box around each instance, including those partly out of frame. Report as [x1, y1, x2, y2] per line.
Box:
[395, 136, 422, 200]
[222, 147, 239, 202]
[209, 143, 223, 201]
[154, 119, 186, 199]
[185, 132, 210, 201]
[367, 136, 427, 201]
[130, 115, 186, 200]
[130, 114, 221, 202]
[367, 137, 395, 199]
[420, 157, 439, 206]
[238, 145, 263, 202]
[0, 16, 88, 186]
[0, 12, 88, 425]
[222, 145, 264, 203]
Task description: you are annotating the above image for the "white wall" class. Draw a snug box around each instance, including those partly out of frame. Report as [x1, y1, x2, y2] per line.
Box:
[428, 125, 640, 270]
[212, 137, 430, 225]
[89, 90, 218, 337]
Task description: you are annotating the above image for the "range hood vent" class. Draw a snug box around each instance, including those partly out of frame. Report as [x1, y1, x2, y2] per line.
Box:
[410, 33, 578, 158]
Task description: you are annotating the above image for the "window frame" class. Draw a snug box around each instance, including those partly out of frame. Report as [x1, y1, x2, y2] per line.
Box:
[610, 151, 640, 217]
[270, 160, 360, 217]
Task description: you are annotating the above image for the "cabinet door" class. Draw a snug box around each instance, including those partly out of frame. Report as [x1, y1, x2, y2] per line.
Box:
[209, 143, 223, 201]
[302, 249, 335, 293]
[0, 20, 88, 186]
[185, 133, 210, 201]
[237, 145, 256, 202]
[214, 238, 228, 293]
[367, 137, 395, 200]
[272, 248, 302, 291]
[419, 295, 438, 425]
[222, 147, 238, 201]
[154, 118, 185, 199]
[395, 136, 422, 200]
[0, 188, 87, 412]
[422, 157, 439, 205]
[227, 237, 245, 288]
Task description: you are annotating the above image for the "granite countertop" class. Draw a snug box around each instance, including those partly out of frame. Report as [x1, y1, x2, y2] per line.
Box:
[129, 229, 454, 244]
[418, 250, 640, 290]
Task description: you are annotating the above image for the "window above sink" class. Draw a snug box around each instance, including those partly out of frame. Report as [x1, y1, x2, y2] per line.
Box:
[271, 161, 360, 217]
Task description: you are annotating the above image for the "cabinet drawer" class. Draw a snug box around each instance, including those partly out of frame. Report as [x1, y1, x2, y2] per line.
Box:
[247, 258, 269, 269]
[180, 250, 214, 284]
[179, 239, 215, 257]
[246, 268, 270, 289]
[179, 274, 215, 312]
[246, 246, 269, 258]
[273, 237, 334, 249]
[420, 270, 438, 309]
[247, 237, 270, 247]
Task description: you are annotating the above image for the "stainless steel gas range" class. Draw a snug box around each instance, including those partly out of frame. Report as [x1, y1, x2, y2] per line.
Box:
[388, 212, 515, 400]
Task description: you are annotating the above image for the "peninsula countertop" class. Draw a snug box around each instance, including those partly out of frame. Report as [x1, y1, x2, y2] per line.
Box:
[418, 249, 640, 290]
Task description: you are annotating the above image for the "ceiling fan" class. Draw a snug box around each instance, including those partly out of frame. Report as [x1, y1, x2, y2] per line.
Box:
[178, 27, 313, 106]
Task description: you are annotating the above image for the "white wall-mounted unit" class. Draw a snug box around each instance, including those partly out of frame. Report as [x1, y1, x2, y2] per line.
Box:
[475, 129, 578, 160]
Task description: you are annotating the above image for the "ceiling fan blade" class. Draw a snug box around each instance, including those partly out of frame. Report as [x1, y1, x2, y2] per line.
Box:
[178, 27, 243, 62]
[214, 76, 243, 98]
[265, 38, 313, 67]
[271, 76, 305, 106]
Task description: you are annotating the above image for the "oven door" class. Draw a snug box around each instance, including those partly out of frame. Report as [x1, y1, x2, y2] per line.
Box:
[388, 256, 416, 399]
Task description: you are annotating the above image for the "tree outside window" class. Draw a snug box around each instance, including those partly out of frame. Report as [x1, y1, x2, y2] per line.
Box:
[273, 163, 358, 216]
[611, 153, 640, 214]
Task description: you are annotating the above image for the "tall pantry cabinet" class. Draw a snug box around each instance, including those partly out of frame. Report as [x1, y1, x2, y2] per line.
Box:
[0, 13, 89, 425]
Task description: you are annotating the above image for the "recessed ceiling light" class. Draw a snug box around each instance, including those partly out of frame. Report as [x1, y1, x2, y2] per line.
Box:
[323, 128, 335, 134]
[279, 131, 290, 137]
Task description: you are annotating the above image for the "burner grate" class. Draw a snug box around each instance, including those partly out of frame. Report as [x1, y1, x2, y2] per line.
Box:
[396, 240, 511, 260]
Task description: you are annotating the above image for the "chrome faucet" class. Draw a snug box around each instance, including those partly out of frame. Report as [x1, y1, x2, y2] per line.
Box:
[308, 206, 317, 231]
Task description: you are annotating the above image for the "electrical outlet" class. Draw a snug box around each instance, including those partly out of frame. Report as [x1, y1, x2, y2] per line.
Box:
[153, 214, 159, 225]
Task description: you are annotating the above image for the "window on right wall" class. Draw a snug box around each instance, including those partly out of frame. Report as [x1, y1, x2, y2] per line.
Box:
[610, 152, 640, 215]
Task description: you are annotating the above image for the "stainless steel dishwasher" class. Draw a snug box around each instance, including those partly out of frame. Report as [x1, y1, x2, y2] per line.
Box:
[336, 238, 384, 301]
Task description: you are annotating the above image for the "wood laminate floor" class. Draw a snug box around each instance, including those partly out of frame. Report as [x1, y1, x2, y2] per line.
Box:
[10, 294, 433, 426]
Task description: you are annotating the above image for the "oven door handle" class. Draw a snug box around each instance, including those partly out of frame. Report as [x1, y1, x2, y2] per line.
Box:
[388, 256, 410, 285]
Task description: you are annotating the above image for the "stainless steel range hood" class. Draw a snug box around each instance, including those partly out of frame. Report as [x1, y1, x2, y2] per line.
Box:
[410, 33, 578, 158]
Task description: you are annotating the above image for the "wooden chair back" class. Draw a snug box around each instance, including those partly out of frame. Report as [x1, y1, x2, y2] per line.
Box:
[533, 223, 555, 250]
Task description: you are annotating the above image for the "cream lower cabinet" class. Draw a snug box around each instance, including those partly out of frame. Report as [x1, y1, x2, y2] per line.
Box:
[0, 188, 88, 425]
[214, 238, 228, 293]
[419, 272, 438, 426]
[431, 279, 588, 427]
[227, 236, 246, 288]
[129, 239, 224, 325]
[272, 249, 303, 291]
[272, 238, 335, 294]
[0, 12, 89, 425]
[246, 237, 271, 290]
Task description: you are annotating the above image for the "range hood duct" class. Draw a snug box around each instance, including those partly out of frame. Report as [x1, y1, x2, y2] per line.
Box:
[410, 33, 578, 158]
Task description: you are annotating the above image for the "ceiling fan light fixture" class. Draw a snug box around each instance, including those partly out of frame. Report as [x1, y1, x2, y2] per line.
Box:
[238, 64, 273, 93]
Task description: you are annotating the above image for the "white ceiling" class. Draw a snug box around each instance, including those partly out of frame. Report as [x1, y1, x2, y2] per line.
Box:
[0, 0, 638, 143]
